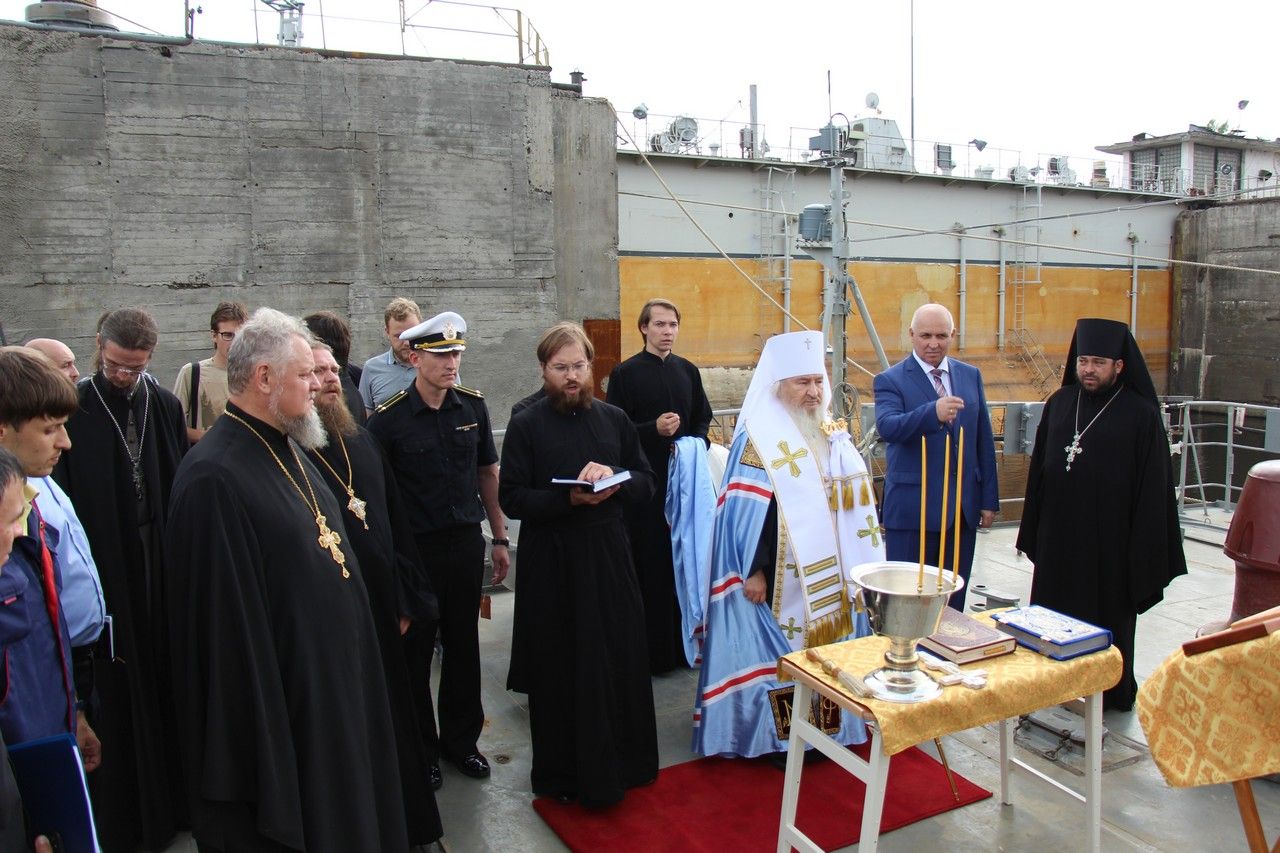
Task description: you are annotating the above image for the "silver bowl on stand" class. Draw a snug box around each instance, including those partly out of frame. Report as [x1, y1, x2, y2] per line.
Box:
[849, 560, 963, 703]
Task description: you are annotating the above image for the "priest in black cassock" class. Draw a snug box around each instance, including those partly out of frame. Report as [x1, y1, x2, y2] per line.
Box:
[500, 322, 659, 808]
[1017, 317, 1187, 711]
[308, 342, 444, 838]
[165, 309, 409, 852]
[606, 298, 712, 673]
[52, 307, 190, 852]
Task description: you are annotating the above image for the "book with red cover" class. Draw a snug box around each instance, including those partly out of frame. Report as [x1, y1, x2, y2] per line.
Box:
[919, 607, 1017, 664]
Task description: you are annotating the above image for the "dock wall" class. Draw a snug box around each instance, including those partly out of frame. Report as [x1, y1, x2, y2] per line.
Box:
[0, 25, 618, 421]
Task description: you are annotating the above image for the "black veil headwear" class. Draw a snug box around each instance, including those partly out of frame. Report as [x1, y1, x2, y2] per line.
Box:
[1061, 317, 1158, 406]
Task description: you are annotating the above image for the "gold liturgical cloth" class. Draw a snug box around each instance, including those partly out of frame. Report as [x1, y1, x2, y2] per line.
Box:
[1137, 631, 1280, 788]
[778, 612, 1122, 757]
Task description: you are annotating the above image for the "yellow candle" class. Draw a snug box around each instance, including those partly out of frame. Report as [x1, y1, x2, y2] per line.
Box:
[937, 434, 951, 591]
[951, 426, 965, 587]
[918, 435, 926, 593]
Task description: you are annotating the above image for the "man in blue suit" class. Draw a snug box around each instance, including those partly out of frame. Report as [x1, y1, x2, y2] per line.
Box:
[874, 304, 999, 609]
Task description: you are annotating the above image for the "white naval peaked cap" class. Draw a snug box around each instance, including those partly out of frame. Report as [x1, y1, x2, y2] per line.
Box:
[400, 311, 467, 352]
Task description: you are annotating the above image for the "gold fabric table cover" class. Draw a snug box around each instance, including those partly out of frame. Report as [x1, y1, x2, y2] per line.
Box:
[1137, 630, 1280, 788]
[778, 615, 1122, 757]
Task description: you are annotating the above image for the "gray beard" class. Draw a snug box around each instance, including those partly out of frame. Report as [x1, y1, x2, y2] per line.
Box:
[791, 407, 830, 469]
[269, 387, 328, 450]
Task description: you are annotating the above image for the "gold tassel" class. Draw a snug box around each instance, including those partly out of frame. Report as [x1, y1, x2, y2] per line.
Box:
[803, 601, 854, 649]
[842, 479, 855, 510]
[828, 481, 839, 511]
[860, 479, 872, 507]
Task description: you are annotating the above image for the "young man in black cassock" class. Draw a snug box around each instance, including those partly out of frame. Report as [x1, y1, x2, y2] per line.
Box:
[1017, 317, 1187, 711]
[166, 309, 409, 852]
[307, 344, 443, 841]
[52, 308, 190, 851]
[606, 299, 712, 673]
[500, 322, 659, 808]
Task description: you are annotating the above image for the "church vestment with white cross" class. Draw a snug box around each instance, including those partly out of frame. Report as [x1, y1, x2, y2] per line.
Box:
[688, 331, 885, 758]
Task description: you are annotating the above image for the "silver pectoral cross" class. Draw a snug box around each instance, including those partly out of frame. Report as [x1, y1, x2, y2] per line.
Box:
[1064, 433, 1083, 471]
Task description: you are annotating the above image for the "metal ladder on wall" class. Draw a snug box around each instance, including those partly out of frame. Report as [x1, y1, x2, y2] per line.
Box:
[1008, 183, 1059, 397]
[758, 166, 796, 336]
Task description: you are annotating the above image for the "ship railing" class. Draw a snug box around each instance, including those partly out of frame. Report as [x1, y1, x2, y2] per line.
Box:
[1121, 165, 1280, 200]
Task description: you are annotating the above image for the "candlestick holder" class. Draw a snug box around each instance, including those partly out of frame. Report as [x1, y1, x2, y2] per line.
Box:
[849, 561, 964, 703]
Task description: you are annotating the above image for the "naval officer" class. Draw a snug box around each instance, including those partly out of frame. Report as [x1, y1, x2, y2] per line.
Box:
[367, 310, 511, 787]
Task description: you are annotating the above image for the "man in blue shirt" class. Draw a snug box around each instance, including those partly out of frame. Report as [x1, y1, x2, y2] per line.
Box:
[359, 297, 422, 415]
[0, 347, 100, 769]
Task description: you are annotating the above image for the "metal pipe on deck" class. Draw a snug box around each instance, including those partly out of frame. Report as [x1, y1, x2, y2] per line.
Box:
[956, 224, 967, 351]
[1128, 228, 1139, 333]
[995, 226, 1007, 350]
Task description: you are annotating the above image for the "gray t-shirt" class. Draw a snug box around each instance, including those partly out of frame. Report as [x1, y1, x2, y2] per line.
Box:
[358, 350, 416, 410]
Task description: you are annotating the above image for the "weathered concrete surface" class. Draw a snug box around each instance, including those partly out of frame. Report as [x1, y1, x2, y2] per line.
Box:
[0, 25, 617, 423]
[1171, 197, 1280, 404]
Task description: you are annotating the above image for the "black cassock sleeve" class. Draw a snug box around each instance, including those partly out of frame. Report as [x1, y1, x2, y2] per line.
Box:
[687, 361, 714, 445]
[498, 413, 575, 523]
[1129, 411, 1187, 613]
[165, 466, 306, 850]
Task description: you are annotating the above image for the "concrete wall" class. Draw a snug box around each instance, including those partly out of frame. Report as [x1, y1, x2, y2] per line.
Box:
[1171, 197, 1280, 404]
[0, 25, 617, 424]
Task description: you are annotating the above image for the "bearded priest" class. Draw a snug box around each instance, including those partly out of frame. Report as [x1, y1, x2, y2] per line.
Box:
[693, 330, 884, 758]
[499, 322, 658, 808]
[165, 309, 411, 852]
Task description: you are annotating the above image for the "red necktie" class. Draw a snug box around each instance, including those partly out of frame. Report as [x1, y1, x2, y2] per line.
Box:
[31, 498, 75, 732]
[929, 368, 947, 398]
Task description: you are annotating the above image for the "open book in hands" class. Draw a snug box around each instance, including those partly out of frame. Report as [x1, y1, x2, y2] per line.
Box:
[550, 470, 631, 492]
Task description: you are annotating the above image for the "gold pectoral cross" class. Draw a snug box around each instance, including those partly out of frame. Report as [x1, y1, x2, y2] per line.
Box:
[771, 440, 809, 478]
[857, 514, 882, 548]
[315, 514, 350, 578]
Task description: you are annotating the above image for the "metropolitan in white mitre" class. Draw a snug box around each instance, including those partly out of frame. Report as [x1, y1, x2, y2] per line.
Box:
[691, 330, 885, 758]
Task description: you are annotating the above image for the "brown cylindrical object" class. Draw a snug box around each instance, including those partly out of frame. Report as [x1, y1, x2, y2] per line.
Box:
[1223, 460, 1280, 622]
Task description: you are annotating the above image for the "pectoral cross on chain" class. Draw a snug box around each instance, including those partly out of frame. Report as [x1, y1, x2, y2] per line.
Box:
[1065, 434, 1083, 471]
[771, 441, 809, 478]
[857, 514, 882, 548]
[315, 514, 351, 578]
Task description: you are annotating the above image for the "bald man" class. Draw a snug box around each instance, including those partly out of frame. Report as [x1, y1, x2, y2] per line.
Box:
[25, 338, 80, 382]
[873, 304, 999, 610]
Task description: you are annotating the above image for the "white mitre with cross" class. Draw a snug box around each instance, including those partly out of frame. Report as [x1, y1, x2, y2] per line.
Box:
[735, 331, 885, 650]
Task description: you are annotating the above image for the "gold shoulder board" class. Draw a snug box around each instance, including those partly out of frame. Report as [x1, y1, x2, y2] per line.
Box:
[373, 389, 408, 414]
[740, 439, 765, 470]
[454, 384, 484, 398]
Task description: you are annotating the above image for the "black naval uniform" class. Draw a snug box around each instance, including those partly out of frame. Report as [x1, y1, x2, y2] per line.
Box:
[367, 382, 498, 767]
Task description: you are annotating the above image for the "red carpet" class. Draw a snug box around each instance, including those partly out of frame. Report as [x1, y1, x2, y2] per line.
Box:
[532, 743, 991, 852]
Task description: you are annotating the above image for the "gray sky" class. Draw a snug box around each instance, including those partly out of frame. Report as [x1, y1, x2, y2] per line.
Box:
[4, 0, 1276, 172]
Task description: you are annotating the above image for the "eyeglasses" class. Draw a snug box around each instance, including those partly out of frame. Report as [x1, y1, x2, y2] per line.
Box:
[547, 361, 589, 376]
[101, 356, 149, 377]
[214, 331, 237, 341]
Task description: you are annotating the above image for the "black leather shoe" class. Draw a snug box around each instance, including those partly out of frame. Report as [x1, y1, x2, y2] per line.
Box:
[451, 752, 490, 779]
[428, 763, 443, 791]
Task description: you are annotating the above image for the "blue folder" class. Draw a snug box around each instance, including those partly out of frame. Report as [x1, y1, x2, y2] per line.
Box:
[8, 732, 100, 852]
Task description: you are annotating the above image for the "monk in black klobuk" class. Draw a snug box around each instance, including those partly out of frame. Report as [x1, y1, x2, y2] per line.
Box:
[1017, 317, 1187, 711]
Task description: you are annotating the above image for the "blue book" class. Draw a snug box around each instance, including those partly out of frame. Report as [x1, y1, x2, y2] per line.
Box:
[990, 605, 1113, 661]
[8, 732, 101, 853]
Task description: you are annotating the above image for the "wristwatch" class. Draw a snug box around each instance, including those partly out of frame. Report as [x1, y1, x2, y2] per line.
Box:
[491, 538, 510, 547]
